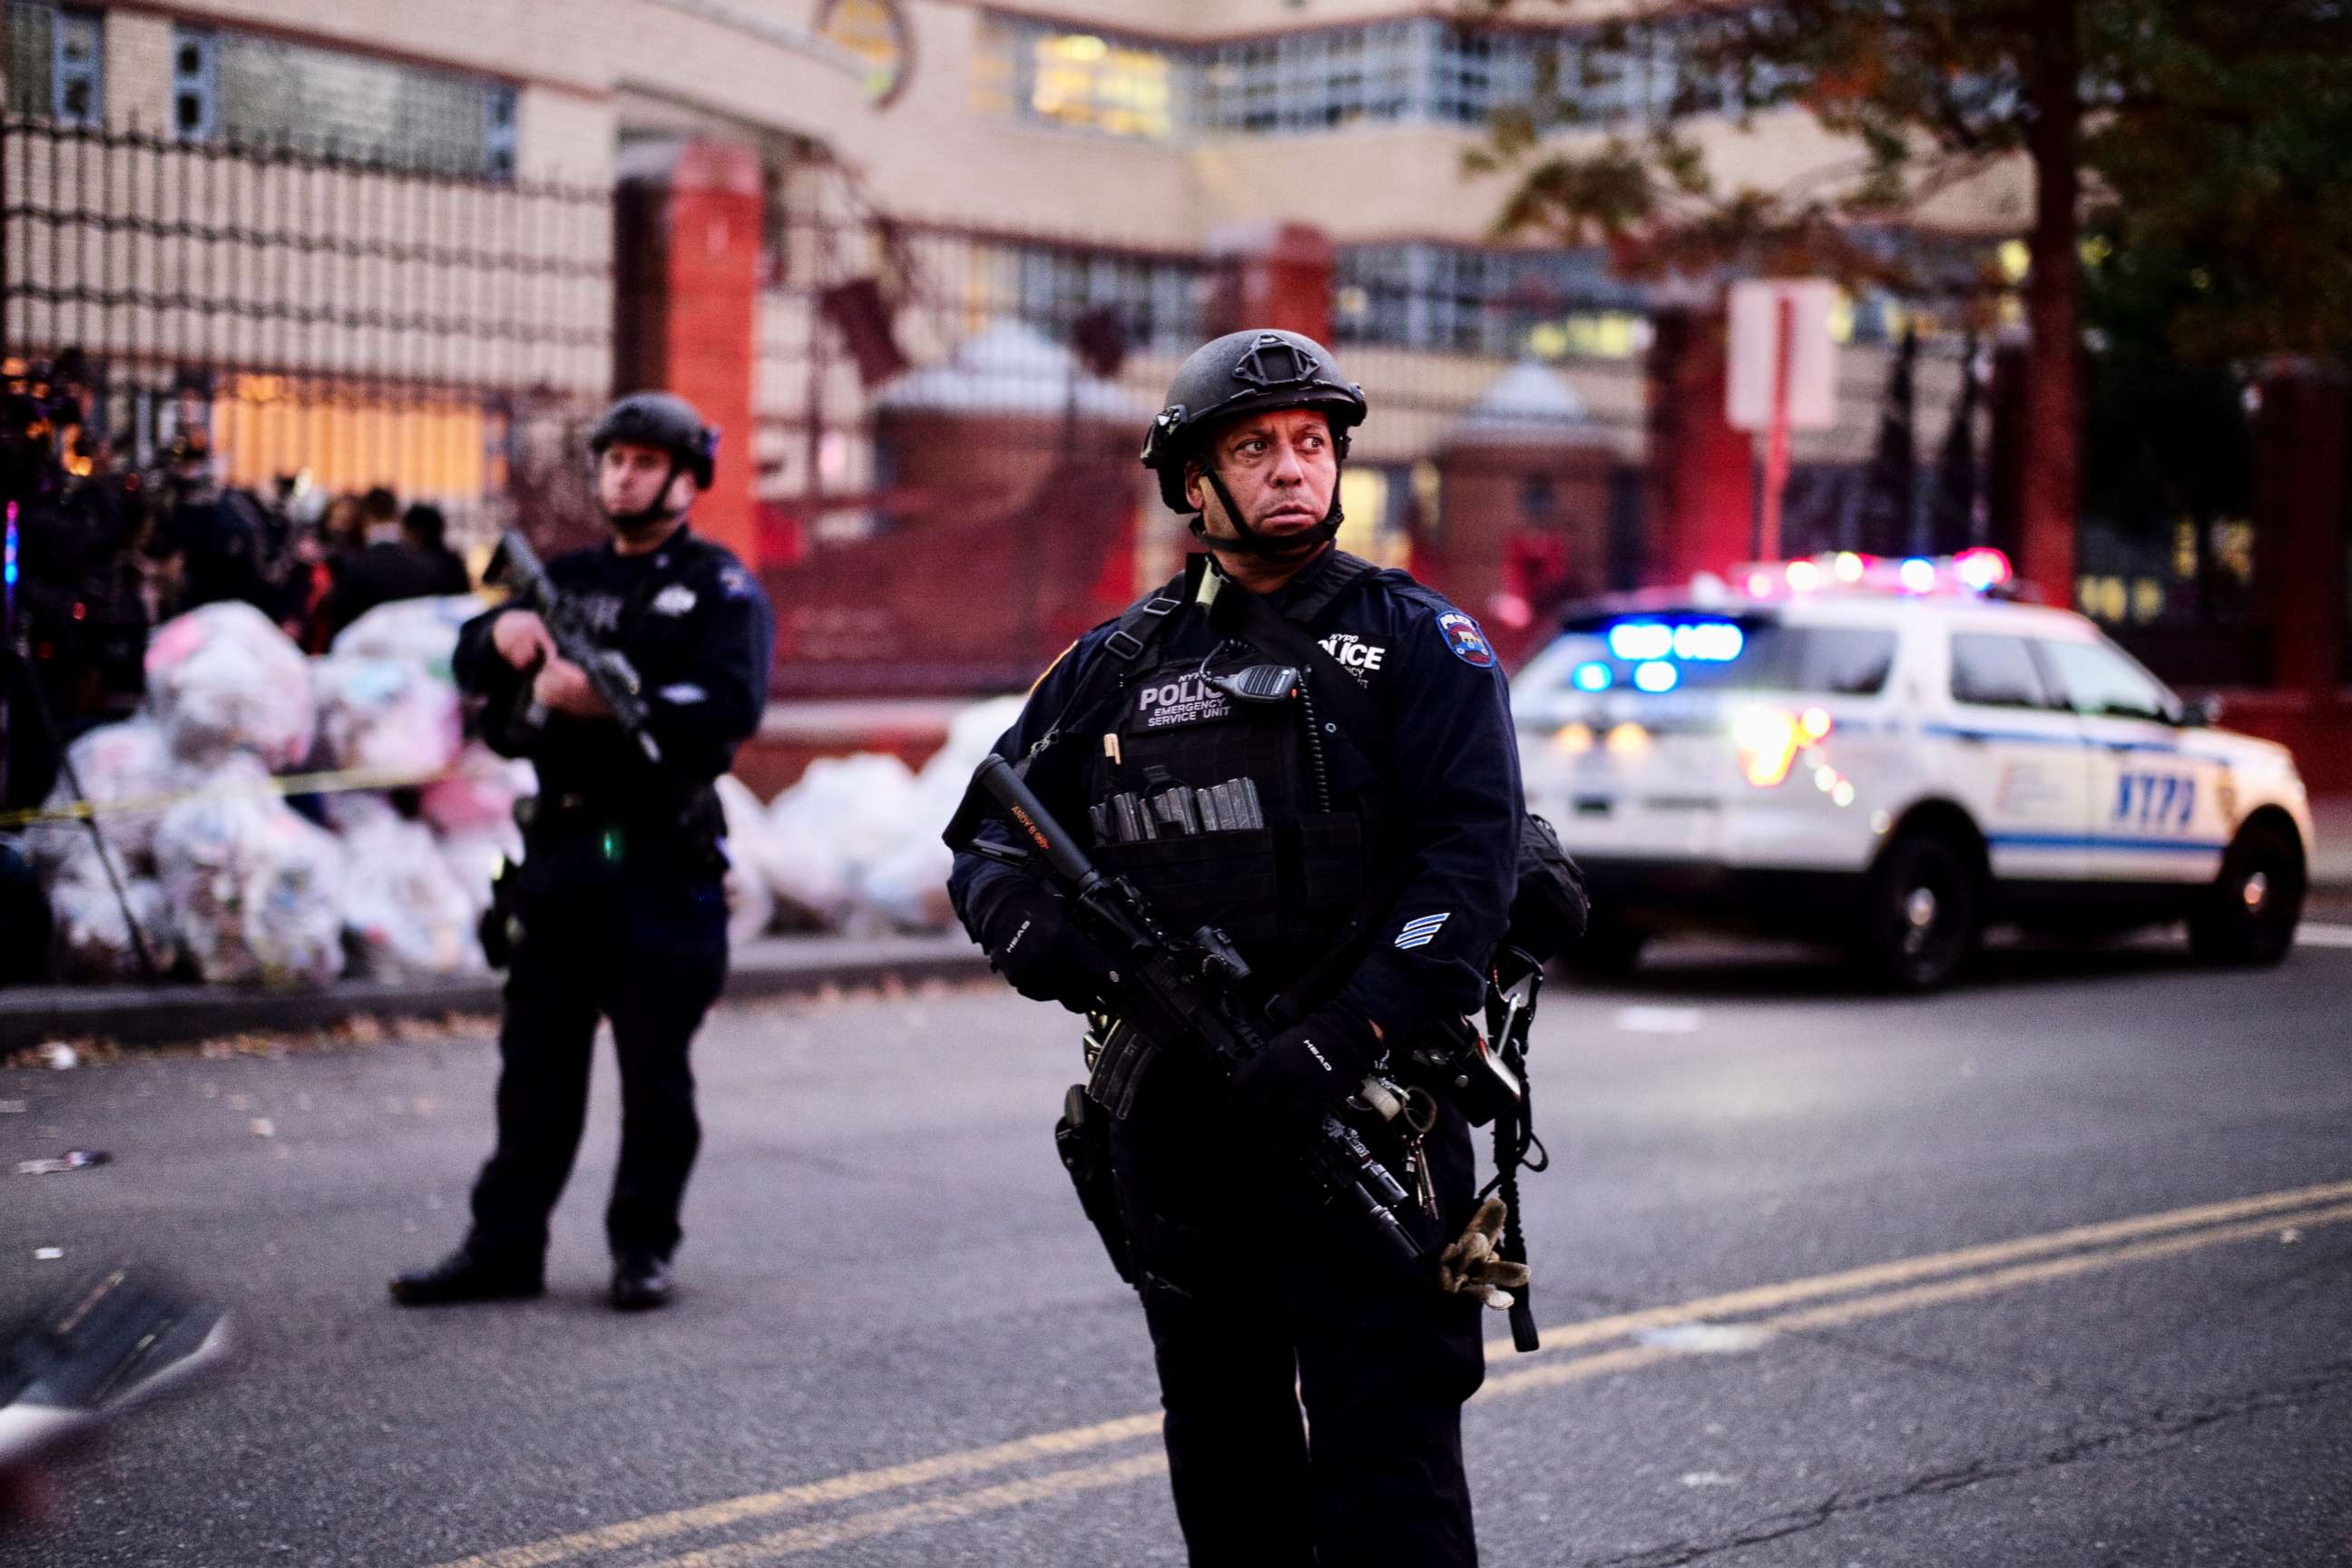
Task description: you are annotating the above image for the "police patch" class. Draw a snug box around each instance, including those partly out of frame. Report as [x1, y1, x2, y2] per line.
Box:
[1436, 612, 1495, 668]
[1134, 673, 1233, 730]
[720, 565, 756, 600]
[651, 583, 698, 616]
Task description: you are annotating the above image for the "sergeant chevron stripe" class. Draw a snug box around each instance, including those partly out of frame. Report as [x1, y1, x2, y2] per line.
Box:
[1395, 912, 1450, 950]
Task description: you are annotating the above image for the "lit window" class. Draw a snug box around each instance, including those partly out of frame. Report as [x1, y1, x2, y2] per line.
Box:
[1032, 33, 1171, 140]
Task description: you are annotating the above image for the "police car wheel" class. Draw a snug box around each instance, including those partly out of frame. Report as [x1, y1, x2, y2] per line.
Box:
[1854, 834, 1979, 993]
[2188, 824, 2304, 968]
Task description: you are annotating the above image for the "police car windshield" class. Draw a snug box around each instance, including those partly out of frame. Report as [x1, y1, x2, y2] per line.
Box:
[1534, 612, 1896, 698]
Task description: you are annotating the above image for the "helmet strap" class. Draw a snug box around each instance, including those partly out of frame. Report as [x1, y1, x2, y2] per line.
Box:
[600, 453, 690, 534]
[1190, 456, 1344, 561]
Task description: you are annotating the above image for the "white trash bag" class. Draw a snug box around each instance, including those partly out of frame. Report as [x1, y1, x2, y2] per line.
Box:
[713, 775, 778, 945]
[851, 695, 1024, 932]
[436, 818, 524, 918]
[329, 594, 482, 684]
[756, 808, 854, 929]
[154, 762, 347, 986]
[421, 745, 536, 836]
[48, 872, 178, 982]
[145, 602, 317, 770]
[310, 656, 463, 779]
[859, 836, 955, 931]
[24, 717, 183, 872]
[763, 752, 926, 929]
[340, 812, 485, 977]
[907, 692, 1026, 840]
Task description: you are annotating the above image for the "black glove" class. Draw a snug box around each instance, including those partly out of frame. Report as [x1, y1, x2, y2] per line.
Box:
[975, 878, 1121, 1014]
[1231, 1005, 1381, 1140]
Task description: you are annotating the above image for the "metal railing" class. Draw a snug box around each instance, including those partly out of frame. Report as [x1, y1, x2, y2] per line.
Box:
[0, 114, 612, 529]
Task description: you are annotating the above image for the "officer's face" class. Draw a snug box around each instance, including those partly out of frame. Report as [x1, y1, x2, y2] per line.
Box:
[597, 440, 698, 522]
[1186, 409, 1337, 544]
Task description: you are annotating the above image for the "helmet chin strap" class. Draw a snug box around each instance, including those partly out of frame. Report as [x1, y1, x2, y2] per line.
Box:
[600, 455, 689, 534]
[1191, 460, 1344, 562]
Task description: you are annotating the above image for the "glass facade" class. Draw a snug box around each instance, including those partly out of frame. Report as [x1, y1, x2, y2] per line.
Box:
[171, 26, 517, 179]
[1334, 243, 1650, 358]
[923, 235, 1205, 356]
[975, 12, 1681, 140]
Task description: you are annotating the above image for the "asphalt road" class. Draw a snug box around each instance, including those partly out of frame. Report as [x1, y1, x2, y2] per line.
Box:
[3, 921, 2348, 1567]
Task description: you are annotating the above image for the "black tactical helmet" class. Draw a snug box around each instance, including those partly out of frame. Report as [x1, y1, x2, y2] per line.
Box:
[1140, 328, 1367, 514]
[588, 391, 719, 487]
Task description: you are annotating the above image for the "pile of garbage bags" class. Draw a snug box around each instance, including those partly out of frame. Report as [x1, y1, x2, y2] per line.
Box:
[21, 598, 516, 985]
[722, 696, 1023, 938]
[14, 593, 1018, 987]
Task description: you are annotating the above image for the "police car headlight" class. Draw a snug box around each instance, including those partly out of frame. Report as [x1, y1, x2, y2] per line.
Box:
[1731, 707, 1804, 788]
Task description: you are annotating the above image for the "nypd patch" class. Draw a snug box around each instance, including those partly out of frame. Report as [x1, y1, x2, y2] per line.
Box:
[1436, 612, 1495, 669]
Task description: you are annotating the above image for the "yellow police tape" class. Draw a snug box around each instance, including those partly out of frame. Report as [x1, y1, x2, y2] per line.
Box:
[0, 763, 472, 831]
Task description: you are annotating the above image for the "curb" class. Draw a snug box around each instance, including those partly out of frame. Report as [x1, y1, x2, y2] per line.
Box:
[0, 935, 993, 1051]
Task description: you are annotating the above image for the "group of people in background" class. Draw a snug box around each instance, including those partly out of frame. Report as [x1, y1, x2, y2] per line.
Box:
[153, 438, 475, 653]
[299, 484, 473, 648]
[0, 348, 487, 823]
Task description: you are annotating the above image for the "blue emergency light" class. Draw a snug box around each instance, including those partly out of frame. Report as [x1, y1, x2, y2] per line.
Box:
[1606, 620, 1744, 665]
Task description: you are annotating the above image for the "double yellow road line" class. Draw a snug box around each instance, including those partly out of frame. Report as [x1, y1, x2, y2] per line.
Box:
[433, 1177, 2352, 1568]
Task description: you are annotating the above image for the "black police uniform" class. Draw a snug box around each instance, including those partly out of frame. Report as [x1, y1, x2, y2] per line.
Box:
[449, 524, 774, 1271]
[949, 545, 1524, 1566]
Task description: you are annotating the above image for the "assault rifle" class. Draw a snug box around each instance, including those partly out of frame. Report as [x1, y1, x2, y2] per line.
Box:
[956, 753, 1431, 1273]
[485, 529, 662, 766]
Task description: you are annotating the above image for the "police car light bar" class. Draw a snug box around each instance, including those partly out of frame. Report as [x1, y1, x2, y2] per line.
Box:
[1725, 549, 2014, 601]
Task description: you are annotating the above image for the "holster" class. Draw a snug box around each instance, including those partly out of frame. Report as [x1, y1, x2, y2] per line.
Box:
[478, 858, 524, 971]
[1053, 1083, 1134, 1285]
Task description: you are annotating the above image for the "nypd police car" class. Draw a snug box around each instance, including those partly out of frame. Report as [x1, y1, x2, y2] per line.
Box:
[1514, 550, 2314, 989]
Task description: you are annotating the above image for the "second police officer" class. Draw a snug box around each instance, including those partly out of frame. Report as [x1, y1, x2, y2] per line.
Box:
[391, 392, 774, 1313]
[948, 329, 1526, 1564]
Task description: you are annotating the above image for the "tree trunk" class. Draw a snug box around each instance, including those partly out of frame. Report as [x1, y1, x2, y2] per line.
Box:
[2020, 2, 2082, 603]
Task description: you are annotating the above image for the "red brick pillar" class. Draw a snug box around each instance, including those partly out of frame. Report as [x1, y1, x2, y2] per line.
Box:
[1644, 306, 1754, 585]
[2251, 362, 2348, 699]
[1204, 222, 1334, 346]
[612, 139, 762, 567]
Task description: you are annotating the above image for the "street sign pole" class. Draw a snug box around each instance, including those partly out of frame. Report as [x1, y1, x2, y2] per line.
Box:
[1729, 279, 1837, 568]
[1759, 295, 1795, 560]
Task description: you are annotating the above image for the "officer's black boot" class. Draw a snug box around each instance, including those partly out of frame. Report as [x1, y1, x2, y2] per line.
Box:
[388, 1246, 544, 1307]
[610, 1253, 673, 1311]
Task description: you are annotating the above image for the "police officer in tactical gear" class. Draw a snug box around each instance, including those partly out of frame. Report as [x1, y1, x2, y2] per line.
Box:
[948, 329, 1525, 1564]
[391, 391, 774, 1312]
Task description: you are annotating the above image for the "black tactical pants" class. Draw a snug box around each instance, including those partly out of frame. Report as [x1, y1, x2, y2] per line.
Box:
[1109, 1058, 1487, 1566]
[468, 838, 728, 1264]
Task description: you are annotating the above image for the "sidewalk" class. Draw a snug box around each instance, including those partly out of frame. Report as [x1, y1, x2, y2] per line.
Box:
[0, 933, 991, 1052]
